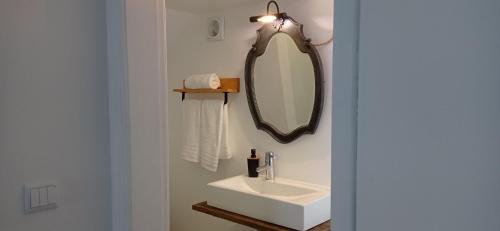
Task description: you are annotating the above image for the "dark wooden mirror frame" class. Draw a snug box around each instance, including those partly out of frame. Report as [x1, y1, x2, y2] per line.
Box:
[245, 16, 324, 143]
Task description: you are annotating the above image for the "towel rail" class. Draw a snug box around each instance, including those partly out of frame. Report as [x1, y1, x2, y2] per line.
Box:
[181, 92, 228, 104]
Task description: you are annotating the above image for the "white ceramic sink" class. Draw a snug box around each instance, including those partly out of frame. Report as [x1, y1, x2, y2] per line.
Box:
[207, 175, 330, 230]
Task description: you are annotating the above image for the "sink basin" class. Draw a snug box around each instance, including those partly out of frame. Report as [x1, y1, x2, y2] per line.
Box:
[206, 175, 330, 230]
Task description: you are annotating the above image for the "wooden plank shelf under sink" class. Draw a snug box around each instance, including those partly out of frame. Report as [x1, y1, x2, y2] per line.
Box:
[192, 201, 331, 231]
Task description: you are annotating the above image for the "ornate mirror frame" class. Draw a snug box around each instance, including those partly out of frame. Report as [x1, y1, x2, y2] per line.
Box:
[245, 16, 324, 143]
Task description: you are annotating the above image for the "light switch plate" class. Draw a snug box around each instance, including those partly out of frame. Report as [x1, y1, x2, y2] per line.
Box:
[29, 188, 40, 208]
[24, 182, 58, 214]
[39, 187, 48, 206]
[47, 185, 57, 204]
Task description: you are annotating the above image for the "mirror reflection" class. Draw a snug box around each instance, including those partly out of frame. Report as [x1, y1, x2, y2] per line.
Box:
[254, 33, 315, 134]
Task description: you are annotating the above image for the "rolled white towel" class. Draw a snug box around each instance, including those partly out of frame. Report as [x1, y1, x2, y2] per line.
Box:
[185, 73, 221, 89]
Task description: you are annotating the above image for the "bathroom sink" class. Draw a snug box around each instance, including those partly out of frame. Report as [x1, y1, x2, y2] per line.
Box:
[206, 175, 330, 230]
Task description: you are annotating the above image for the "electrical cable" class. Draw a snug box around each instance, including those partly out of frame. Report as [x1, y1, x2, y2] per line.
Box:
[311, 34, 334, 46]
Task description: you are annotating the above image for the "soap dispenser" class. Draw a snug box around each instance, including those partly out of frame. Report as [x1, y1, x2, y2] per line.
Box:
[247, 149, 259, 177]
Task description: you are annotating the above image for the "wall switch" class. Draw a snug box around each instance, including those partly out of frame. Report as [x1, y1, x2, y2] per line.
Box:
[24, 183, 58, 214]
[39, 187, 48, 206]
[47, 185, 57, 204]
[29, 188, 40, 208]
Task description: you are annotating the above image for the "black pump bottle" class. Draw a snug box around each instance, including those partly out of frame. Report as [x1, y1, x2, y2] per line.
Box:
[247, 149, 259, 177]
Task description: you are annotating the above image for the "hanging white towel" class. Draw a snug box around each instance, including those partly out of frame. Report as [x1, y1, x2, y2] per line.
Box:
[185, 73, 221, 89]
[181, 99, 202, 162]
[218, 104, 231, 159]
[200, 99, 224, 172]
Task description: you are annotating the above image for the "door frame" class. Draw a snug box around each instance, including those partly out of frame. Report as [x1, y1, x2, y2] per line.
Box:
[107, 0, 361, 230]
[331, 0, 360, 230]
[107, 0, 169, 230]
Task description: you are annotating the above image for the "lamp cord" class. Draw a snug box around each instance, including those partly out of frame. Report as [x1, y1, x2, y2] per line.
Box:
[267, 1, 280, 15]
[311, 34, 334, 46]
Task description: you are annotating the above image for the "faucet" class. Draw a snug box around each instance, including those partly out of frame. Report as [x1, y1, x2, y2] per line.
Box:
[256, 152, 275, 180]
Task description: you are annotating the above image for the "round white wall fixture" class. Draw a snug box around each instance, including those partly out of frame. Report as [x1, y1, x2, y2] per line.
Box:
[207, 16, 225, 41]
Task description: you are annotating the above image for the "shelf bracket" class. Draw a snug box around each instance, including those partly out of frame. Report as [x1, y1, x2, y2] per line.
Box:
[224, 92, 228, 105]
[182, 92, 186, 101]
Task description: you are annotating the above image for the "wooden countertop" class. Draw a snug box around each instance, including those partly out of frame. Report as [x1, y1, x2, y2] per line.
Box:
[192, 201, 330, 231]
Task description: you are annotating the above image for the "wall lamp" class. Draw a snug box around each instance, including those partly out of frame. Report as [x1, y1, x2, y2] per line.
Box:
[249, 1, 287, 24]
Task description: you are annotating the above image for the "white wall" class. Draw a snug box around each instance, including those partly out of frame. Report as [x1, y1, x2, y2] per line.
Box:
[0, 1, 110, 231]
[166, 0, 333, 230]
[356, 0, 500, 230]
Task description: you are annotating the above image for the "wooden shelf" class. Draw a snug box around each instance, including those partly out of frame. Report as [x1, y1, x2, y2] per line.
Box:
[173, 77, 240, 93]
[193, 201, 330, 231]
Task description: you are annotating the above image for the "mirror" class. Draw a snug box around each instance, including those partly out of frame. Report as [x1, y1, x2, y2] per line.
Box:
[245, 17, 323, 143]
[254, 33, 315, 134]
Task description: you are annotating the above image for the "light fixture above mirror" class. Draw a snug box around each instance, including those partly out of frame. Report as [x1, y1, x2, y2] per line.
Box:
[249, 1, 287, 24]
